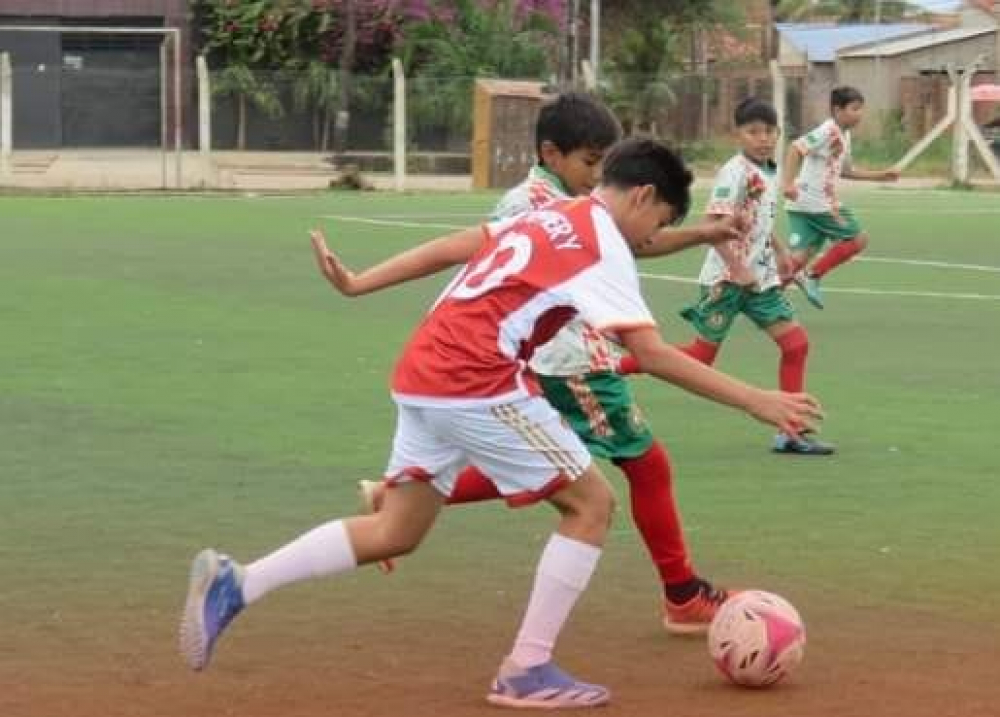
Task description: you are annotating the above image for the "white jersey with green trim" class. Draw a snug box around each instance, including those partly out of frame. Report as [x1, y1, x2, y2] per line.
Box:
[492, 166, 624, 377]
[786, 118, 852, 213]
[698, 153, 781, 290]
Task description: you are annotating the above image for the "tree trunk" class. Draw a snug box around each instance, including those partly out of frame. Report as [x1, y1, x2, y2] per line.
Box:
[237, 93, 247, 151]
[321, 107, 331, 153]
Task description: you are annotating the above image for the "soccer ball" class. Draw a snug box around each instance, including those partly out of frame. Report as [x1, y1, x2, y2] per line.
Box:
[707, 590, 806, 688]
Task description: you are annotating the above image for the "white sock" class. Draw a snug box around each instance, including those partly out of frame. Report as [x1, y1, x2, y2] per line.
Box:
[241, 519, 357, 605]
[509, 533, 602, 668]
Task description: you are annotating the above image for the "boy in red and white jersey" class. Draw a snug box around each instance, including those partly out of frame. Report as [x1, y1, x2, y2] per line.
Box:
[180, 139, 822, 709]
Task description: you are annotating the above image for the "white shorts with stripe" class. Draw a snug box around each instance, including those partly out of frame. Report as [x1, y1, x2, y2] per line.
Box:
[385, 396, 592, 507]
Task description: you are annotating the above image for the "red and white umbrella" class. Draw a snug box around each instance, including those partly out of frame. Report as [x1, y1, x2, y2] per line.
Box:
[971, 84, 1000, 102]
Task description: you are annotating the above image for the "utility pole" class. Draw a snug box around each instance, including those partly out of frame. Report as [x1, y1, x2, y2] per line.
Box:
[569, 0, 581, 85]
[874, 0, 884, 127]
[589, 0, 600, 86]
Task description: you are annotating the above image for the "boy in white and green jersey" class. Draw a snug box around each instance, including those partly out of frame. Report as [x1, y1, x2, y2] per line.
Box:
[679, 97, 834, 456]
[783, 86, 899, 309]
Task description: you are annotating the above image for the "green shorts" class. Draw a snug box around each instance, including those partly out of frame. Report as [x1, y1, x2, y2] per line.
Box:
[787, 208, 862, 254]
[538, 371, 653, 461]
[680, 283, 795, 344]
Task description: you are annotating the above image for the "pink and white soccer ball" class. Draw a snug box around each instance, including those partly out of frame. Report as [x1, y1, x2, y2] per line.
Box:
[708, 590, 806, 688]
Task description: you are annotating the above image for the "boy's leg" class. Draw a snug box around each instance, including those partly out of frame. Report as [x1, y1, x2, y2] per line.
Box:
[795, 208, 866, 308]
[540, 369, 732, 635]
[809, 231, 868, 279]
[490, 465, 613, 708]
[180, 402, 454, 671]
[180, 481, 443, 671]
[429, 396, 611, 707]
[757, 309, 835, 456]
[677, 336, 720, 364]
[786, 211, 829, 309]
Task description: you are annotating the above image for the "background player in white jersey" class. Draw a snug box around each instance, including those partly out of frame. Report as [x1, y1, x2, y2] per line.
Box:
[677, 98, 834, 456]
[782, 86, 899, 308]
[179, 139, 823, 709]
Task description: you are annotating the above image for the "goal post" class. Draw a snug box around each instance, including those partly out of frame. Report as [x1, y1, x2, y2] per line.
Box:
[0, 25, 184, 188]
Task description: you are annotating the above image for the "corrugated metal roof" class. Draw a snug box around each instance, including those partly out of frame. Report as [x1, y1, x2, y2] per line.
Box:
[776, 23, 930, 62]
[906, 0, 964, 12]
[839, 26, 996, 57]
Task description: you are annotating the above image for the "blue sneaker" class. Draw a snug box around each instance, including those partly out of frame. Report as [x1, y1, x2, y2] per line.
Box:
[773, 433, 836, 456]
[793, 272, 825, 309]
[487, 659, 611, 709]
[179, 548, 245, 671]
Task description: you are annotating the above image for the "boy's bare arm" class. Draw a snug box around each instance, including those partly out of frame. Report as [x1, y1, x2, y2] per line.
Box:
[617, 325, 822, 438]
[633, 215, 743, 258]
[772, 232, 795, 279]
[310, 226, 485, 296]
[782, 144, 805, 199]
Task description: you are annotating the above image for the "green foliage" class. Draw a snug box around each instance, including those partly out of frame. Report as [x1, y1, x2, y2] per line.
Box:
[853, 109, 951, 175]
[600, 1, 744, 136]
[401, 0, 557, 135]
[600, 19, 680, 134]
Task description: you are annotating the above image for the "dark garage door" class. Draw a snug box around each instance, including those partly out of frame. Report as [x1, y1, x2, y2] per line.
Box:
[60, 34, 161, 147]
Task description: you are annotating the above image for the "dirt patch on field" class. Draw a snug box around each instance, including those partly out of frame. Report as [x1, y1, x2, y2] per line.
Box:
[3, 594, 997, 717]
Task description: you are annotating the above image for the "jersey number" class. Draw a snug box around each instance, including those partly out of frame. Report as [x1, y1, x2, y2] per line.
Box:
[450, 233, 533, 300]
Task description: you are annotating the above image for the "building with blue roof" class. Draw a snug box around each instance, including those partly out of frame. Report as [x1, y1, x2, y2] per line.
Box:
[777, 22, 934, 129]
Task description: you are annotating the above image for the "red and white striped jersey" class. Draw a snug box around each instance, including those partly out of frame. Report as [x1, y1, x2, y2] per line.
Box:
[391, 197, 655, 407]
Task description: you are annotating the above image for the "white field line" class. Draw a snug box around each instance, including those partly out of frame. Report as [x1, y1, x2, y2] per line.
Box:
[319, 214, 466, 231]
[639, 272, 1000, 302]
[858, 256, 1000, 273]
[320, 214, 1000, 301]
[849, 207, 1000, 214]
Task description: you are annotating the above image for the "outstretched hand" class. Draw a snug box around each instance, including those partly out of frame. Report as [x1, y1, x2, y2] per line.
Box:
[747, 389, 824, 439]
[700, 215, 745, 245]
[310, 228, 359, 296]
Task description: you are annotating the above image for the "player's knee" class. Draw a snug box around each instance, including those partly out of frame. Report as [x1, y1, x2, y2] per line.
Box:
[854, 233, 869, 250]
[779, 327, 810, 361]
[563, 476, 615, 528]
[582, 480, 616, 528]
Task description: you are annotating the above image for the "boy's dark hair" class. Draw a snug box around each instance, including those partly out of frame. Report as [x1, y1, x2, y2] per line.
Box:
[734, 97, 778, 127]
[601, 138, 692, 222]
[831, 86, 864, 109]
[536, 91, 621, 161]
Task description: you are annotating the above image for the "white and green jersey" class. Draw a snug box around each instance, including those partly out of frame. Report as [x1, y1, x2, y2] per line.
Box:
[698, 153, 781, 290]
[490, 164, 569, 221]
[492, 165, 623, 377]
[786, 118, 852, 213]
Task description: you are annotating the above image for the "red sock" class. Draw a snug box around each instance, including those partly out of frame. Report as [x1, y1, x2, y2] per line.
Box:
[678, 337, 719, 365]
[776, 326, 809, 393]
[446, 465, 502, 504]
[616, 442, 694, 588]
[617, 355, 641, 376]
[810, 237, 864, 279]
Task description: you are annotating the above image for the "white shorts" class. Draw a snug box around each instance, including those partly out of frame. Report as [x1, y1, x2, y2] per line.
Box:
[385, 396, 592, 507]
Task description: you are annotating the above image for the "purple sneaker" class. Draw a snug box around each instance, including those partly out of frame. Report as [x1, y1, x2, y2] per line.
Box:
[179, 548, 245, 671]
[487, 659, 610, 709]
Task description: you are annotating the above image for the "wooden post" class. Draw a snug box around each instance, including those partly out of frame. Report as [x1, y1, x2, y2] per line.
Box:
[951, 66, 970, 184]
